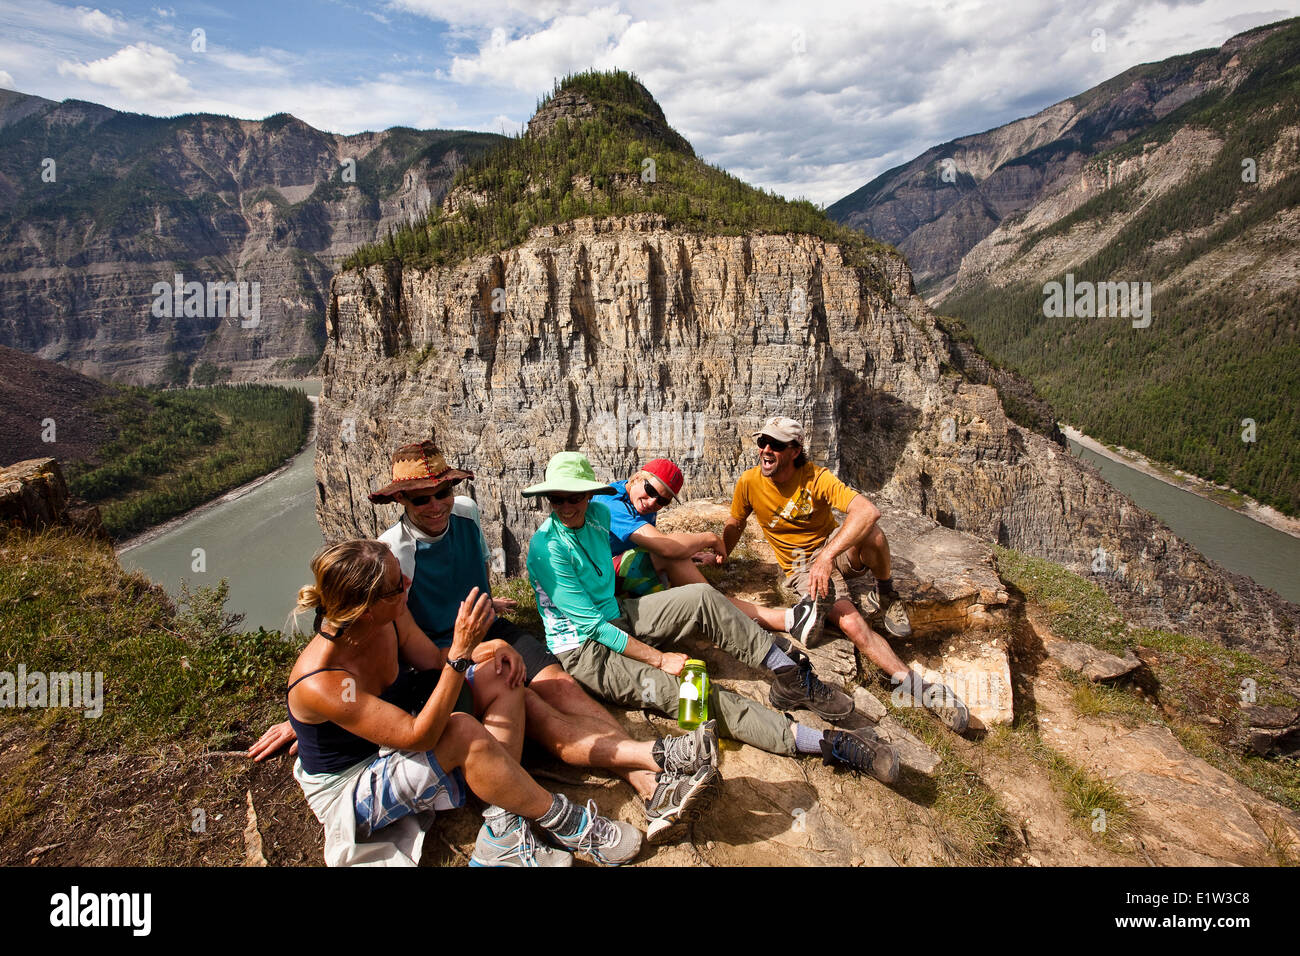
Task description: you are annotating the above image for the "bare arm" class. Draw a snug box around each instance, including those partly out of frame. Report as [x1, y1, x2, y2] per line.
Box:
[295, 590, 495, 752]
[722, 516, 745, 559]
[628, 523, 724, 561]
[806, 495, 880, 599]
[619, 634, 688, 676]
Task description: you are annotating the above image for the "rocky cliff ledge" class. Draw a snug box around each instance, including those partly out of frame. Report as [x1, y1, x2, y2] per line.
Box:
[315, 215, 1298, 673]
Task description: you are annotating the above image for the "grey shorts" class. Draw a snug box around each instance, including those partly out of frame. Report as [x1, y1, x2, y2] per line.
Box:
[783, 528, 878, 610]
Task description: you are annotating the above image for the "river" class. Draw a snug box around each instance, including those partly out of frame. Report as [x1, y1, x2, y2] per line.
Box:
[117, 381, 325, 634]
[1068, 440, 1300, 604]
[115, 389, 1298, 630]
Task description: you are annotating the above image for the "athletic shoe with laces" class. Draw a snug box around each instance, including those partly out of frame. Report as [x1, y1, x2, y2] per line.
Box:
[469, 806, 573, 867]
[654, 719, 719, 775]
[921, 680, 970, 734]
[644, 764, 722, 845]
[769, 658, 854, 721]
[787, 593, 823, 647]
[820, 728, 900, 784]
[548, 800, 643, 866]
[873, 587, 911, 638]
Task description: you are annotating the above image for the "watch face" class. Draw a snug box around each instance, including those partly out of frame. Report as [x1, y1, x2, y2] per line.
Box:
[450, 657, 471, 672]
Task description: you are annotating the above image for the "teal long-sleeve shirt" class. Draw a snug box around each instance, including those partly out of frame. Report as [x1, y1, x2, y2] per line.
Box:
[526, 501, 630, 656]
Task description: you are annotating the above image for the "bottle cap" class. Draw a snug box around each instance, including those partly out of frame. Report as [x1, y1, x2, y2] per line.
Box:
[684, 658, 706, 668]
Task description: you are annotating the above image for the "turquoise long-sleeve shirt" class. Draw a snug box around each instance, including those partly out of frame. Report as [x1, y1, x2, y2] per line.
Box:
[526, 501, 630, 656]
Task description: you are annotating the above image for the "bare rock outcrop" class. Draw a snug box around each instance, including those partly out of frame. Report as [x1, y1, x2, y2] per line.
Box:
[0, 457, 103, 538]
[316, 216, 1299, 676]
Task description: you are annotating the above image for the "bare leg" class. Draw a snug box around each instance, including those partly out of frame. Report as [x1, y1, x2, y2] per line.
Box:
[652, 552, 788, 632]
[471, 663, 527, 762]
[526, 664, 659, 800]
[828, 600, 909, 678]
[844, 523, 892, 581]
[433, 713, 552, 820]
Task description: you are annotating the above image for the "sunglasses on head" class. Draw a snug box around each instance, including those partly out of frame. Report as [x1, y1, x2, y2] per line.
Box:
[545, 492, 587, 506]
[642, 479, 672, 508]
[756, 435, 793, 452]
[404, 483, 457, 506]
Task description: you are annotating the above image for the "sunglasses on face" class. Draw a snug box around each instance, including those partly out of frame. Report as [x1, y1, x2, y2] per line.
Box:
[545, 492, 587, 506]
[375, 578, 407, 601]
[642, 480, 672, 508]
[404, 483, 456, 506]
[756, 435, 792, 453]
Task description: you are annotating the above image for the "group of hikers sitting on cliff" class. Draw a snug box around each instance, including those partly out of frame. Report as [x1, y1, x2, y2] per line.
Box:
[248, 416, 971, 866]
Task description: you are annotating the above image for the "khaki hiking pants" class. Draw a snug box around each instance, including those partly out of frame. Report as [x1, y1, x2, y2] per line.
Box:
[556, 582, 797, 756]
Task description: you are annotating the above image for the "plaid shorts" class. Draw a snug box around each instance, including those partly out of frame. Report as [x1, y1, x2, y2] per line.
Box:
[354, 747, 468, 838]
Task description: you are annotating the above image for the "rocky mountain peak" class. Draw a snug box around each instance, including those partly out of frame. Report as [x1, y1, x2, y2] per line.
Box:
[525, 70, 694, 156]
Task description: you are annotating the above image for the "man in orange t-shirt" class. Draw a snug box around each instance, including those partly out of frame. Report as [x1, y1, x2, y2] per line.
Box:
[724, 416, 969, 734]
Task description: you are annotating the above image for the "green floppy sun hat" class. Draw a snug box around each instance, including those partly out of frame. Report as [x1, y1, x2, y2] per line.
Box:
[522, 451, 616, 497]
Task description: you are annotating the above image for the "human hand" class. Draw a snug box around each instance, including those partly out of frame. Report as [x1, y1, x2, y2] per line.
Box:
[450, 587, 496, 660]
[474, 639, 526, 689]
[807, 555, 834, 601]
[248, 721, 298, 761]
[659, 652, 688, 676]
[491, 597, 518, 614]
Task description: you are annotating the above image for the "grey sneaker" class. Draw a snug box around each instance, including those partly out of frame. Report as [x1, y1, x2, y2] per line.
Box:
[875, 587, 911, 638]
[549, 800, 643, 866]
[469, 807, 573, 867]
[787, 593, 823, 646]
[645, 764, 722, 845]
[821, 728, 900, 784]
[654, 719, 719, 775]
[769, 658, 854, 722]
[922, 680, 970, 734]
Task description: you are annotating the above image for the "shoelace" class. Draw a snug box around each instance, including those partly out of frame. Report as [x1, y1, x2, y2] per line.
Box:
[500, 815, 541, 865]
[800, 661, 835, 703]
[573, 799, 620, 853]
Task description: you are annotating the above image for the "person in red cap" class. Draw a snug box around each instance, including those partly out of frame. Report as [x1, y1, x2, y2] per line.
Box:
[591, 459, 821, 647]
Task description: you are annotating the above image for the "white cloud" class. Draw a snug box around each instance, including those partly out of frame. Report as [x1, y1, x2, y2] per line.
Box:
[448, 6, 632, 90]
[76, 6, 121, 38]
[58, 42, 192, 101]
[0, 70, 14, 87]
[209, 49, 291, 77]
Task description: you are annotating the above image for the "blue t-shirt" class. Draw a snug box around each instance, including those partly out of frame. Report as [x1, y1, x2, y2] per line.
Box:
[591, 479, 656, 555]
[403, 501, 491, 648]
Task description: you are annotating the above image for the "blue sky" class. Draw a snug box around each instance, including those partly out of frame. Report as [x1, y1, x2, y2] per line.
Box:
[2, 0, 1297, 205]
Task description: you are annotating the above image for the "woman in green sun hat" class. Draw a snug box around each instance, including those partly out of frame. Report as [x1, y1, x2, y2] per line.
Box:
[523, 451, 899, 784]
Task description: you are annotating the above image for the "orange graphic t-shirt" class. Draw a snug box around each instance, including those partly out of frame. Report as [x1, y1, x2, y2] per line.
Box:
[729, 463, 862, 572]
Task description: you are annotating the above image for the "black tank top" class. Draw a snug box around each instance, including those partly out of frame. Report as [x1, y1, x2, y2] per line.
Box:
[286, 626, 440, 774]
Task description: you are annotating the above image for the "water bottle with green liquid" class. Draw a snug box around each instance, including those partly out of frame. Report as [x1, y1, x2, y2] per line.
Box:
[677, 659, 710, 729]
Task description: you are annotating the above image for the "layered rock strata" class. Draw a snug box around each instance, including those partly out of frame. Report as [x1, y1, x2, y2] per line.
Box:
[316, 215, 1299, 674]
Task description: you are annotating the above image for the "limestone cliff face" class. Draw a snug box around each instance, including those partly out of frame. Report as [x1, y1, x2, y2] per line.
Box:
[317, 214, 1298, 672]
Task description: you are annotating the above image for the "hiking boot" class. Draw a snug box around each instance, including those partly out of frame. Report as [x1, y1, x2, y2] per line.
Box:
[469, 807, 573, 867]
[769, 659, 854, 722]
[644, 764, 722, 845]
[874, 587, 911, 638]
[787, 593, 823, 647]
[921, 680, 970, 734]
[655, 719, 719, 775]
[549, 799, 643, 866]
[820, 728, 900, 784]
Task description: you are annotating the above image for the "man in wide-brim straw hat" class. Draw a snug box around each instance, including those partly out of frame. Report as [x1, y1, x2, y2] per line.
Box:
[254, 440, 724, 847]
[524, 451, 900, 784]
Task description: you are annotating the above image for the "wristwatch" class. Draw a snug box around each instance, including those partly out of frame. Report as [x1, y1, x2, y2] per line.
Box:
[447, 657, 474, 673]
